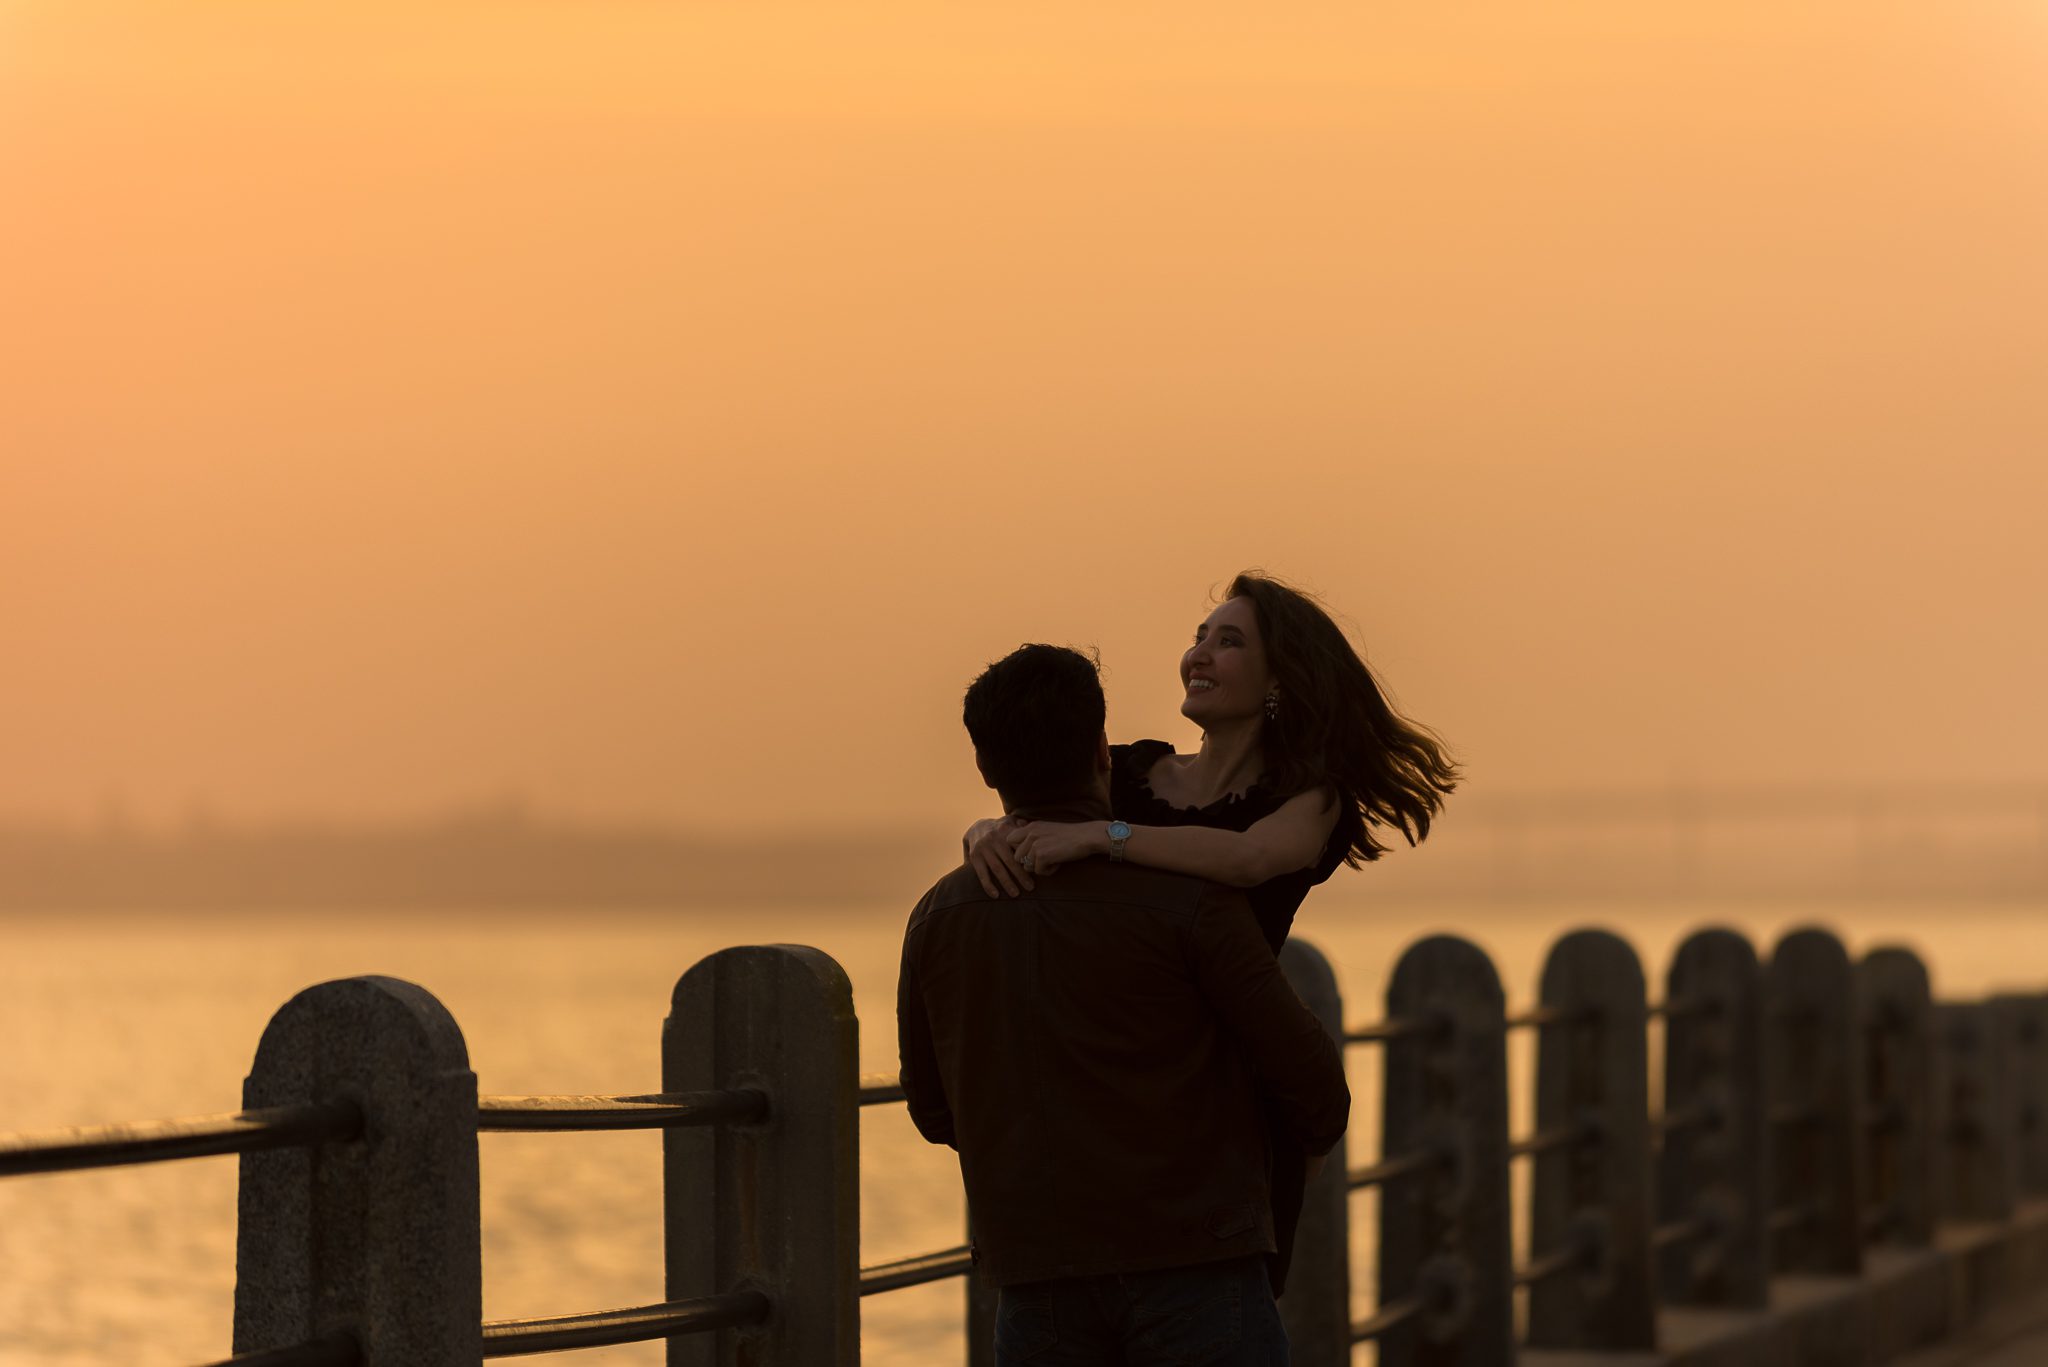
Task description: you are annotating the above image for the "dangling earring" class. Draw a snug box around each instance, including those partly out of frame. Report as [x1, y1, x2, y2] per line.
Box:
[1263, 692, 1280, 722]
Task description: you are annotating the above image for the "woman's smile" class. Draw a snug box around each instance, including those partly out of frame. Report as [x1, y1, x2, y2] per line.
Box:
[1180, 598, 1270, 721]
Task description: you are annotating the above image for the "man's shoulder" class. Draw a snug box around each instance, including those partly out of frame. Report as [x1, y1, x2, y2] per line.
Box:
[911, 864, 993, 918]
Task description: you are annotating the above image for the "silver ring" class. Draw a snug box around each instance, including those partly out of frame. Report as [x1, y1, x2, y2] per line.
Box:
[1019, 853, 1036, 873]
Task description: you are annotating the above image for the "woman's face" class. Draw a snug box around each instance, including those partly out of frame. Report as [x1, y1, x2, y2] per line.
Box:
[1180, 597, 1276, 726]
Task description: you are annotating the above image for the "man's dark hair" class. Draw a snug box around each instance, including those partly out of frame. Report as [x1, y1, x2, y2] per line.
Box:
[962, 644, 1105, 806]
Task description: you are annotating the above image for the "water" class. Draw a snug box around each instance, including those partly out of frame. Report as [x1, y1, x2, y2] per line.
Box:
[3, 895, 2043, 1365]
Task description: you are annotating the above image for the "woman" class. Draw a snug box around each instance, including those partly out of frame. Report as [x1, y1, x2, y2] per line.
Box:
[963, 570, 1458, 1293]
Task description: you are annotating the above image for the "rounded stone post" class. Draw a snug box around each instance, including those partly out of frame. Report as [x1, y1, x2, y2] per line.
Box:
[233, 976, 480, 1364]
[1936, 1000, 2016, 1223]
[966, 1209, 997, 1367]
[1658, 927, 1768, 1309]
[1859, 948, 1937, 1245]
[1766, 927, 1864, 1275]
[1991, 994, 2048, 1199]
[664, 945, 858, 1367]
[1527, 928, 1654, 1352]
[1278, 937, 1351, 1367]
[1378, 935, 1511, 1367]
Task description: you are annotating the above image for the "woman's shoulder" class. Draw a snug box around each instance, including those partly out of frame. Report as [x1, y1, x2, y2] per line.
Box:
[1110, 739, 1180, 813]
[1112, 738, 1177, 776]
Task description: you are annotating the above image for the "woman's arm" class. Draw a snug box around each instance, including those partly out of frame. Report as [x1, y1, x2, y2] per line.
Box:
[1007, 788, 1338, 887]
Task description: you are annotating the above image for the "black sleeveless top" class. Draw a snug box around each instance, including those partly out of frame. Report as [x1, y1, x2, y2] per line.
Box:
[1110, 740, 1344, 953]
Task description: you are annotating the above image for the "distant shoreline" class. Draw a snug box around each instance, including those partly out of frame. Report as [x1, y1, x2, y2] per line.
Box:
[5, 788, 2043, 909]
[0, 809, 938, 911]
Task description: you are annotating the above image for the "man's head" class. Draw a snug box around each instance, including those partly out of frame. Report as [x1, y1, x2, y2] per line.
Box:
[962, 644, 1110, 810]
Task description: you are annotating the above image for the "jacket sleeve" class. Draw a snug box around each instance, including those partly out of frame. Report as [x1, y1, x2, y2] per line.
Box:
[1189, 885, 1350, 1156]
[896, 905, 956, 1148]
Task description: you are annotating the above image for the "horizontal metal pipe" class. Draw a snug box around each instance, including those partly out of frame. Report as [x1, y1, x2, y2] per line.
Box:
[1652, 1218, 1707, 1252]
[860, 1244, 975, 1296]
[1348, 1147, 1443, 1190]
[477, 1089, 765, 1132]
[1651, 1101, 1718, 1140]
[1650, 994, 1715, 1021]
[858, 1073, 907, 1107]
[1505, 1004, 1597, 1030]
[1343, 1014, 1444, 1045]
[1770, 1102, 1824, 1129]
[1514, 1242, 1585, 1289]
[1768, 1204, 1818, 1234]
[481, 1289, 770, 1357]
[201, 1331, 361, 1367]
[1351, 1297, 1423, 1342]
[1510, 1119, 1598, 1161]
[0, 1100, 362, 1179]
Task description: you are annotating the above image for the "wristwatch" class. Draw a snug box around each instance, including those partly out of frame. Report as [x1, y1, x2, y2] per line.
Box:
[1106, 820, 1131, 863]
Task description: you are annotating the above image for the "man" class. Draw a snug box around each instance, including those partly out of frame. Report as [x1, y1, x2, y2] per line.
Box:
[898, 644, 1350, 1367]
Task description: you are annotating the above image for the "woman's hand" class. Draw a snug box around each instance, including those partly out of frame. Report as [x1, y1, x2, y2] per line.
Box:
[1005, 821, 1107, 879]
[965, 816, 1033, 898]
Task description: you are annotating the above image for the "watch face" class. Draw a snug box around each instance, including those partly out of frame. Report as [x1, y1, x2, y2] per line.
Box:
[1108, 821, 1131, 840]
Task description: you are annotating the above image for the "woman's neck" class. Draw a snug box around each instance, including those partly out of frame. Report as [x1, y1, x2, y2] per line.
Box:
[1184, 719, 1265, 807]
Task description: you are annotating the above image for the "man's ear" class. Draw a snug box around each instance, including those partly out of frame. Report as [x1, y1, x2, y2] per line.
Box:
[1096, 731, 1111, 772]
[974, 749, 999, 791]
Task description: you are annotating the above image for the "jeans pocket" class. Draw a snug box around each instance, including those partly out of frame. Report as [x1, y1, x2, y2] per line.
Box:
[996, 1287, 1059, 1363]
[1130, 1265, 1244, 1366]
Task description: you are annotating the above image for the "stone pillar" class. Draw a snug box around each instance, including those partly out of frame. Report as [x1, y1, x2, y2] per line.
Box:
[234, 976, 480, 1364]
[1658, 928, 1768, 1308]
[1379, 935, 1511, 1367]
[965, 1209, 997, 1367]
[1766, 927, 1864, 1275]
[1859, 948, 1937, 1245]
[1278, 937, 1352, 1367]
[1992, 995, 2048, 1199]
[1937, 1001, 2016, 1223]
[1526, 928, 1654, 1352]
[665, 945, 858, 1367]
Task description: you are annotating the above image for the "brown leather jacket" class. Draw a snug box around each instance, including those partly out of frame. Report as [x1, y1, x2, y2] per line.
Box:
[896, 834, 1350, 1288]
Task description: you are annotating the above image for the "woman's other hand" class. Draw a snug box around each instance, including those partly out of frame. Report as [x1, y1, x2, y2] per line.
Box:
[965, 816, 1033, 898]
[1005, 821, 1106, 880]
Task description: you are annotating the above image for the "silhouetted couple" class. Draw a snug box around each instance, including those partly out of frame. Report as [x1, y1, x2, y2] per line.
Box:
[897, 644, 1351, 1367]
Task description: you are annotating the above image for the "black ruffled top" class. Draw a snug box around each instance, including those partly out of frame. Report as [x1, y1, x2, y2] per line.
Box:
[1110, 739, 1344, 953]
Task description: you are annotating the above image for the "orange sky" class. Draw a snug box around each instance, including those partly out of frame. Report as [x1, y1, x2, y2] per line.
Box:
[4, 2, 2045, 835]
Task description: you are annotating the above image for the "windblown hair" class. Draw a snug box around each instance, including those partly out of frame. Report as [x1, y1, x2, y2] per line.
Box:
[1227, 572, 1459, 866]
[962, 643, 1106, 808]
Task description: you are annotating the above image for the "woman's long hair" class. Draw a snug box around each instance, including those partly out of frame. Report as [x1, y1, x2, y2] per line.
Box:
[1228, 571, 1458, 866]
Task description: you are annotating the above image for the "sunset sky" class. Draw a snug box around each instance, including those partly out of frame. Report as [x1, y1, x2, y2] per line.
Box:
[5, 2, 2045, 836]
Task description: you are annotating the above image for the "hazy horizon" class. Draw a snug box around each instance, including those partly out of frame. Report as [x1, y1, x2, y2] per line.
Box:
[7, 2, 2045, 838]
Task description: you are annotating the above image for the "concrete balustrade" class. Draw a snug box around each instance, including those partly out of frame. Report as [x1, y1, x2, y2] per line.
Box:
[10, 926, 2048, 1367]
[664, 944, 860, 1367]
[1526, 928, 1654, 1353]
[232, 976, 482, 1364]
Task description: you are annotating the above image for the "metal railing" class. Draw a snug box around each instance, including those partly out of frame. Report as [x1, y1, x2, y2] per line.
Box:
[0, 1083, 776, 1364]
[0, 1102, 363, 1179]
[2, 1103, 373, 1367]
[1320, 927, 2048, 1362]
[6, 928, 2048, 1366]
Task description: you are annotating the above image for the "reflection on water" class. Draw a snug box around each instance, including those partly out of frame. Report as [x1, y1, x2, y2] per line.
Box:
[2, 897, 2042, 1365]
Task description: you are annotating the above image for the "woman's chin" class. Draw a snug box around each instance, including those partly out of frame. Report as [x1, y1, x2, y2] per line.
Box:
[1182, 697, 1256, 729]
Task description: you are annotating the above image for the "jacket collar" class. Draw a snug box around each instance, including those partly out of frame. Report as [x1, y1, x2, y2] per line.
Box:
[1007, 796, 1112, 824]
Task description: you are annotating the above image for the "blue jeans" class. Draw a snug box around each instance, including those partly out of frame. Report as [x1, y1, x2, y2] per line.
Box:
[994, 1255, 1288, 1367]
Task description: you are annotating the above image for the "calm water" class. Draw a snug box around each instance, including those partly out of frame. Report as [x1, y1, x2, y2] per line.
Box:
[4, 896, 2044, 1365]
